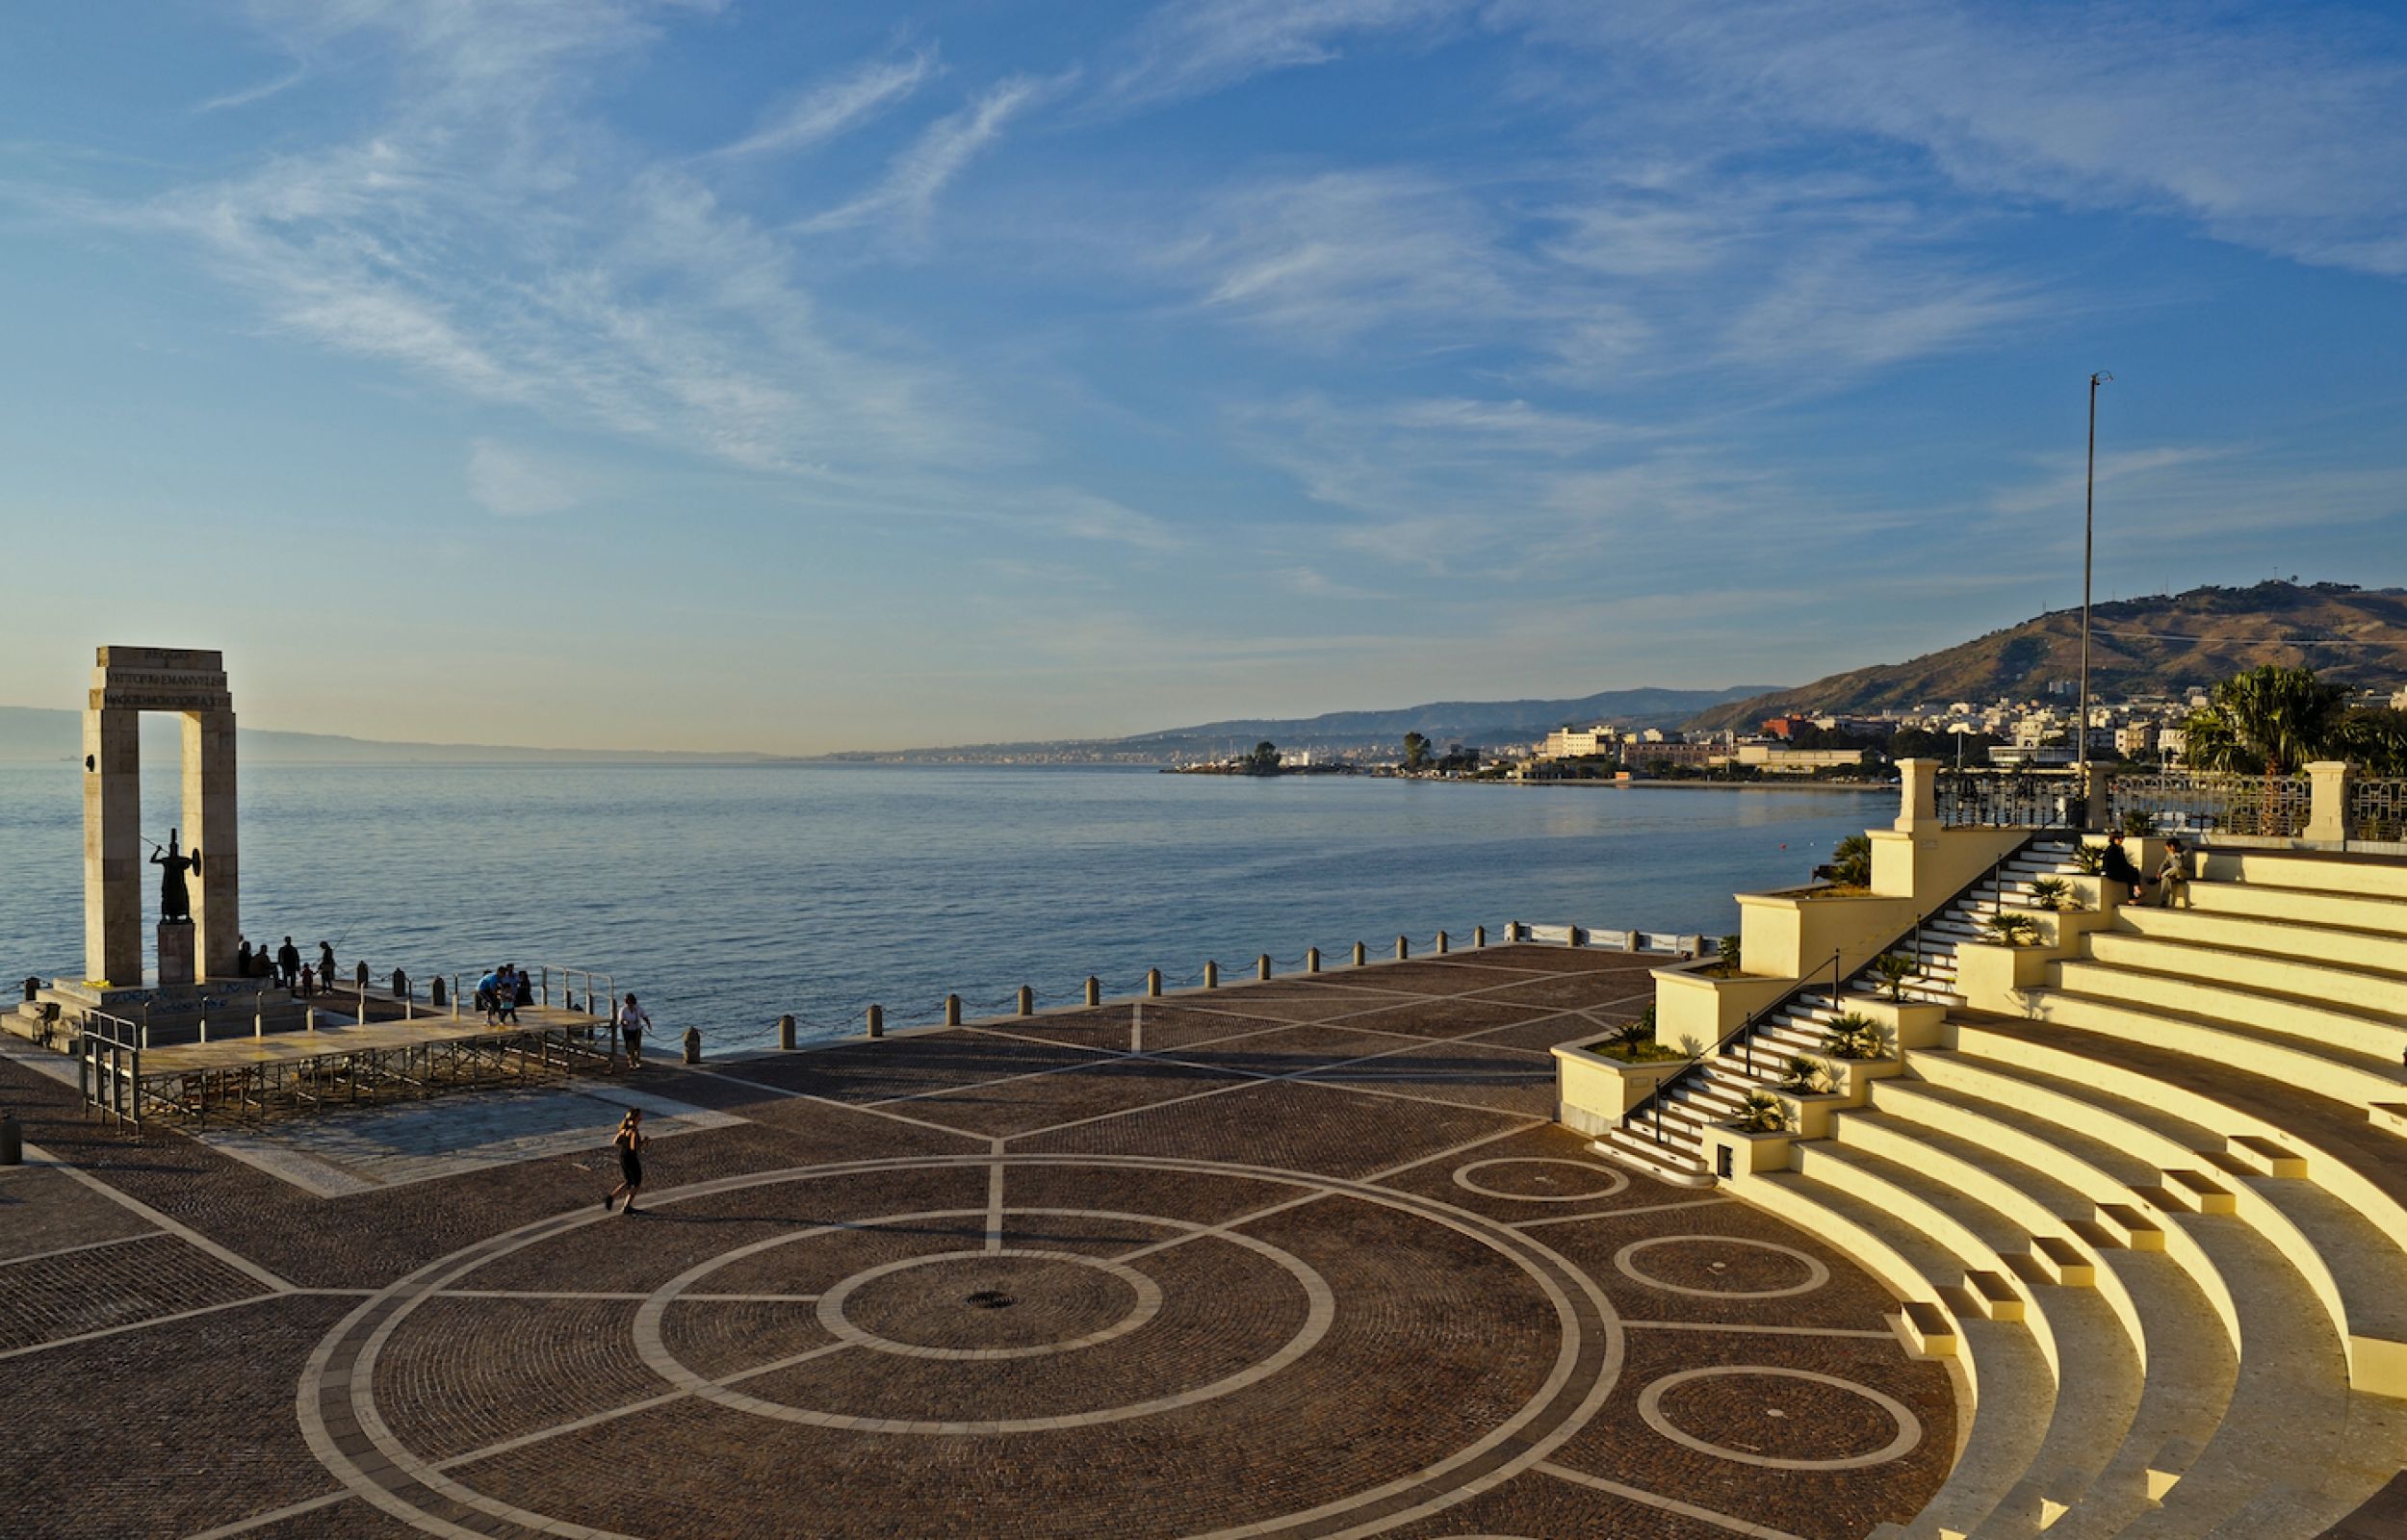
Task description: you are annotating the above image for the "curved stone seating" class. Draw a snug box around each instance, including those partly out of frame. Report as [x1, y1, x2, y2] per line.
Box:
[1715, 844, 2407, 1537]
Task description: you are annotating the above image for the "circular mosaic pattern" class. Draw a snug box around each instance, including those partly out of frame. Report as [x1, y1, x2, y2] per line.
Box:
[817, 1249, 1160, 1358]
[1637, 1366, 1923, 1471]
[1613, 1235, 1831, 1298]
[1452, 1157, 1630, 1203]
[298, 1153, 1622, 1540]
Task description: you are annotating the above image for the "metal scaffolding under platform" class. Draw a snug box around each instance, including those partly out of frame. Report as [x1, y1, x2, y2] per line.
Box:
[78, 1006, 623, 1131]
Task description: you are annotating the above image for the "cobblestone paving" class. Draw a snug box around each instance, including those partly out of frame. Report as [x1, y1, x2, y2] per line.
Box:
[1, 946, 1954, 1539]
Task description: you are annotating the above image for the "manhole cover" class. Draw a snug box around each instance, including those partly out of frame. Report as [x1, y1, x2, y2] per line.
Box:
[965, 1290, 1015, 1310]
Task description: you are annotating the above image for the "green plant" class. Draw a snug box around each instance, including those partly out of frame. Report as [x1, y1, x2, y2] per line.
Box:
[1983, 911, 2040, 947]
[2119, 808, 2158, 838]
[1778, 1055, 1831, 1093]
[1602, 1016, 1652, 1055]
[1820, 1013, 1888, 1061]
[1869, 951, 1920, 1002]
[1735, 1090, 1789, 1134]
[1717, 934, 1743, 971]
[2028, 876, 2074, 911]
[2071, 843, 2107, 876]
[1828, 834, 1873, 887]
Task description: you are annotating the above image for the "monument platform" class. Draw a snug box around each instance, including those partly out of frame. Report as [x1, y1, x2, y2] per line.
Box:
[0, 942, 1955, 1539]
[71, 1002, 622, 1130]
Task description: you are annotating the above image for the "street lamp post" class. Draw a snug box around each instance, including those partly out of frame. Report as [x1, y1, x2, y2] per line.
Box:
[2078, 371, 2113, 789]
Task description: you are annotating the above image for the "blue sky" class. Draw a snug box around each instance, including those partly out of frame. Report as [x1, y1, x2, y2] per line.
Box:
[3, 1, 2404, 753]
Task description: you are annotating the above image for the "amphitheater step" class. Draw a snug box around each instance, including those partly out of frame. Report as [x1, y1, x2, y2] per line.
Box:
[1900, 1298, 1958, 1357]
[2160, 1169, 2237, 1215]
[2196, 849, 2407, 903]
[2226, 1135, 2308, 1179]
[2029, 1237, 2095, 1287]
[2012, 988, 2407, 1113]
[1966, 1269, 2026, 1322]
[2116, 904, 2407, 977]
[2096, 1204, 2164, 1251]
[2076, 932, 2407, 1030]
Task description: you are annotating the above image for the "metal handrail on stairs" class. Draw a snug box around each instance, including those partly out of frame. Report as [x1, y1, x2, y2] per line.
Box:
[1618, 833, 2045, 1150]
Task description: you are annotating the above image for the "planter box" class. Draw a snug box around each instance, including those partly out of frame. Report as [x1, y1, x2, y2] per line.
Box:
[1703, 1123, 1795, 1180]
[1552, 1040, 1694, 1139]
[1652, 962, 1791, 1055]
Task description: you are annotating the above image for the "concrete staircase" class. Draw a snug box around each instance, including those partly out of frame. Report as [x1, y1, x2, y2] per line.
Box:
[1592, 838, 2088, 1186]
[1747, 847, 2407, 1537]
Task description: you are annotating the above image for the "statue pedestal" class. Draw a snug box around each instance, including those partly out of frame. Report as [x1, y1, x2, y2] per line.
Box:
[157, 920, 195, 988]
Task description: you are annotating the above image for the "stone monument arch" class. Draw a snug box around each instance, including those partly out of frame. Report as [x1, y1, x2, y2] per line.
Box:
[83, 647, 240, 985]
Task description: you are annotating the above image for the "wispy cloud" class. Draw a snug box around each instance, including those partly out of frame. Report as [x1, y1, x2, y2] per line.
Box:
[61, 7, 1018, 483]
[196, 67, 308, 114]
[1494, 0, 2407, 278]
[801, 75, 1053, 245]
[1105, 0, 1469, 106]
[705, 53, 931, 161]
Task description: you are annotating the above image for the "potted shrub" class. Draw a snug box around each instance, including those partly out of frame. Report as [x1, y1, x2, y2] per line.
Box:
[1820, 1013, 1890, 1061]
[1777, 1055, 1831, 1094]
[1869, 952, 1921, 1002]
[1735, 1090, 1789, 1134]
[1983, 911, 2041, 947]
[2028, 876, 2075, 911]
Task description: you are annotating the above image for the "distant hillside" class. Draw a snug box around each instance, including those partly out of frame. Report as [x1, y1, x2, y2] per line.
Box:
[841, 685, 1785, 762]
[0, 707, 781, 765]
[1688, 581, 2407, 732]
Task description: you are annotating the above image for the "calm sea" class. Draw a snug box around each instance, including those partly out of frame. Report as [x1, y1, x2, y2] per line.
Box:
[0, 764, 1882, 1052]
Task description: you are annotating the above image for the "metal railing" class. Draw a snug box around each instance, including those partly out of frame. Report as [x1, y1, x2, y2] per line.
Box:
[1935, 769, 2085, 829]
[2109, 770, 2312, 838]
[1618, 834, 2038, 1149]
[2348, 778, 2407, 844]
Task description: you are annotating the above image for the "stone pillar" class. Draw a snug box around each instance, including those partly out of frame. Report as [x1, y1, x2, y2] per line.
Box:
[1256, 954, 1271, 981]
[1893, 757, 1939, 834]
[1084, 976, 1100, 1007]
[1473, 925, 1487, 948]
[1203, 961, 1218, 989]
[83, 706, 141, 986]
[1017, 986, 1034, 1016]
[945, 993, 962, 1026]
[1351, 941, 1366, 967]
[1305, 947, 1320, 974]
[1145, 968, 1162, 998]
[2305, 760, 2354, 844]
[866, 1004, 884, 1038]
[777, 1014, 796, 1049]
[183, 710, 240, 978]
[1434, 931, 1448, 955]
[157, 921, 195, 988]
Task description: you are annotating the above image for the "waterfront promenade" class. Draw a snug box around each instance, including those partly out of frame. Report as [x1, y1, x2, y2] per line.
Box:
[0, 944, 1951, 1539]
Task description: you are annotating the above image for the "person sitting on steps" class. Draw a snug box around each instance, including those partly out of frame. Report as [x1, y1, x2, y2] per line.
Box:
[2101, 833, 2148, 905]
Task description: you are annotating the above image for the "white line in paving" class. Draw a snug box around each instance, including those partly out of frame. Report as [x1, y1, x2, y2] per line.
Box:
[0, 1291, 283, 1364]
[0, 1229, 166, 1270]
[1360, 1117, 1548, 1183]
[1535, 1460, 1808, 1540]
[178, 1489, 350, 1540]
[985, 1160, 1007, 1252]
[1622, 1320, 1901, 1341]
[20, 1140, 296, 1293]
[1638, 1365, 1922, 1471]
[1511, 1197, 1732, 1229]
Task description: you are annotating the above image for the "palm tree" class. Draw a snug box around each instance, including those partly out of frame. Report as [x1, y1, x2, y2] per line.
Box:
[2209, 665, 2347, 775]
[2185, 666, 2348, 836]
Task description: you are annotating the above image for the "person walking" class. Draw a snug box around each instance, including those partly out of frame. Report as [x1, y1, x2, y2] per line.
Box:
[617, 992, 652, 1068]
[603, 1108, 647, 1214]
[2156, 837, 2191, 909]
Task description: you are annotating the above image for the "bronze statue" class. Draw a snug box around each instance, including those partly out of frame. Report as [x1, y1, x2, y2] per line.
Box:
[150, 829, 200, 922]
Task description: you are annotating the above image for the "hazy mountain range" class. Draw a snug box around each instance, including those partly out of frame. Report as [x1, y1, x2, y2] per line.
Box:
[5, 579, 2394, 766]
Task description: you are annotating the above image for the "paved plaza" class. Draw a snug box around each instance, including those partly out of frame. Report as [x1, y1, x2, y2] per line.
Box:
[0, 946, 1954, 1539]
